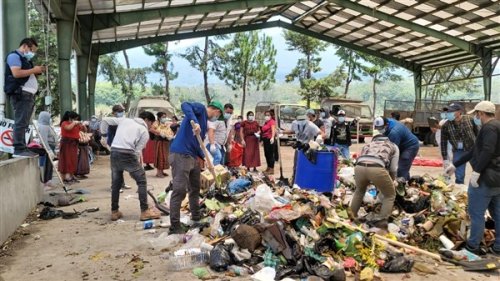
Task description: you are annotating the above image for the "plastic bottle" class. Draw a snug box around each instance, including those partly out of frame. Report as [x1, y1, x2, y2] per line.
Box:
[135, 219, 161, 230]
[228, 265, 249, 276]
[439, 234, 455, 250]
[300, 226, 320, 241]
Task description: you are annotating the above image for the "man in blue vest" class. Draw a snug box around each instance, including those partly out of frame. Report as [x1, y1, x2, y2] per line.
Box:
[4, 38, 46, 158]
[373, 117, 420, 180]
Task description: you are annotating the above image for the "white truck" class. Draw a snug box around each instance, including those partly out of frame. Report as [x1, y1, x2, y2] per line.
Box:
[255, 102, 307, 144]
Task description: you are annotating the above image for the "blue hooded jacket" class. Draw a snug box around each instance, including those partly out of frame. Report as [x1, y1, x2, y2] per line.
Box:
[385, 118, 419, 151]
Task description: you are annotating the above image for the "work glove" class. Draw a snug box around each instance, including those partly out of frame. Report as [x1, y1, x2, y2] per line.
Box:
[470, 171, 480, 188]
[242, 140, 246, 147]
[209, 144, 218, 153]
[192, 123, 201, 135]
[443, 160, 450, 169]
[444, 164, 456, 176]
[270, 138, 274, 145]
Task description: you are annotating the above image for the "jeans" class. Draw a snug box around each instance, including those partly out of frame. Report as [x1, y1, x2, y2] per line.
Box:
[397, 145, 419, 180]
[10, 91, 35, 153]
[335, 144, 350, 160]
[467, 181, 500, 251]
[206, 144, 223, 165]
[169, 153, 201, 228]
[110, 151, 148, 212]
[453, 149, 466, 184]
[263, 138, 275, 169]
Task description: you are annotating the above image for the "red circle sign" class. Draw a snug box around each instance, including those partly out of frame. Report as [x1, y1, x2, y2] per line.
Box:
[1, 129, 14, 146]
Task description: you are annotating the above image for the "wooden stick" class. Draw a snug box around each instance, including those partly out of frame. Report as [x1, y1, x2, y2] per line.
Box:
[327, 217, 442, 261]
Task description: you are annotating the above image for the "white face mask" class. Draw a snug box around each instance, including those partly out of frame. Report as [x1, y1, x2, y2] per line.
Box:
[116, 112, 124, 118]
[210, 116, 218, 122]
[248, 116, 255, 121]
[237, 119, 242, 123]
[160, 118, 168, 124]
[265, 116, 271, 121]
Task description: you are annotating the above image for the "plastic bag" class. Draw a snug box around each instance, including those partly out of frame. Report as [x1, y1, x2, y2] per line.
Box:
[380, 254, 414, 273]
[268, 208, 301, 222]
[431, 190, 447, 212]
[210, 212, 226, 237]
[209, 244, 234, 272]
[228, 178, 252, 195]
[338, 167, 355, 185]
[181, 229, 206, 250]
[251, 267, 276, 281]
[250, 184, 281, 213]
[148, 233, 183, 250]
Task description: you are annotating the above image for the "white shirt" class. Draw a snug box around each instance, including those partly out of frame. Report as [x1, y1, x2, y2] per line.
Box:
[100, 117, 149, 153]
[22, 74, 38, 94]
[292, 120, 321, 143]
[206, 120, 227, 146]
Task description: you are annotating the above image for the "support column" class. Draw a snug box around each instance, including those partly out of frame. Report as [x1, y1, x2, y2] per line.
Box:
[2, 0, 28, 119]
[77, 55, 89, 119]
[88, 48, 99, 117]
[413, 67, 422, 110]
[481, 50, 492, 101]
[56, 0, 76, 116]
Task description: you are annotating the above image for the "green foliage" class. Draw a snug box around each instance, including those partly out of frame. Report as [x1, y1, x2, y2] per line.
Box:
[98, 51, 149, 109]
[217, 31, 277, 115]
[28, 1, 60, 116]
[143, 42, 178, 101]
[283, 30, 331, 107]
[180, 36, 227, 103]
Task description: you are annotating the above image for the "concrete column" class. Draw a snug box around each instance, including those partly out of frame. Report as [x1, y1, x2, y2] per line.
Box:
[2, 0, 28, 119]
[413, 69, 422, 110]
[56, 0, 76, 116]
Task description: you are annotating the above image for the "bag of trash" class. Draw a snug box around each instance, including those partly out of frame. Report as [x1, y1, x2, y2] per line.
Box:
[209, 243, 234, 272]
[380, 254, 414, 273]
[228, 178, 252, 195]
[249, 184, 281, 213]
[231, 224, 262, 252]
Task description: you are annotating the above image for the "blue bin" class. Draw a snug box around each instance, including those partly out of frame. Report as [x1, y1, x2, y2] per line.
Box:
[295, 150, 337, 192]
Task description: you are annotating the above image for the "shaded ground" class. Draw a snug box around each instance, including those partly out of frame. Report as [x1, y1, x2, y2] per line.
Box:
[0, 143, 497, 281]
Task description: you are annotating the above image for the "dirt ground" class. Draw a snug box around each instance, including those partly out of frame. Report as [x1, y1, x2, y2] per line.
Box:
[0, 143, 498, 281]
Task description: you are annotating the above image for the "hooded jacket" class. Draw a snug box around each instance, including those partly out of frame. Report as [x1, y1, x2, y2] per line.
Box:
[100, 117, 149, 154]
[37, 111, 56, 148]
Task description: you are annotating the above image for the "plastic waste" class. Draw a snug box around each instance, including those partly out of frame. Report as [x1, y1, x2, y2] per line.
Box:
[192, 267, 210, 279]
[157, 191, 167, 203]
[359, 267, 374, 281]
[439, 248, 481, 262]
[210, 212, 226, 237]
[228, 178, 252, 194]
[163, 248, 209, 271]
[251, 267, 276, 281]
[209, 243, 234, 272]
[300, 226, 320, 241]
[363, 185, 377, 204]
[181, 229, 205, 249]
[380, 254, 414, 273]
[250, 184, 281, 213]
[135, 219, 168, 230]
[431, 190, 447, 212]
[439, 234, 455, 250]
[148, 233, 183, 250]
[228, 265, 250, 276]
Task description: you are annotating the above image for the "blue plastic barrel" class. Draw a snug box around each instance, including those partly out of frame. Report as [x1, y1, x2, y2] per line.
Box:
[295, 150, 337, 192]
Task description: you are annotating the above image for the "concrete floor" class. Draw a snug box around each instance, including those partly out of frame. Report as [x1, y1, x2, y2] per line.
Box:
[0, 143, 497, 281]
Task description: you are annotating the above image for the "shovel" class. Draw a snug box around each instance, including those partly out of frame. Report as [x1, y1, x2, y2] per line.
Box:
[33, 122, 69, 193]
[190, 120, 218, 189]
[276, 110, 290, 186]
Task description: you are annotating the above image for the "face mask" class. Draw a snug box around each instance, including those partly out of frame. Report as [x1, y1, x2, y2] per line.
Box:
[161, 118, 168, 124]
[338, 117, 345, 123]
[237, 119, 242, 123]
[473, 116, 482, 126]
[24, 51, 35, 60]
[446, 112, 455, 121]
[116, 112, 124, 118]
[320, 112, 326, 118]
[440, 113, 446, 120]
[265, 116, 271, 121]
[378, 128, 386, 135]
[91, 118, 97, 122]
[248, 116, 255, 121]
[209, 116, 218, 122]
[224, 113, 232, 120]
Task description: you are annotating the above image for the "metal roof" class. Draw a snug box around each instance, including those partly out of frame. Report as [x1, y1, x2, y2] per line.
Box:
[65, 0, 500, 71]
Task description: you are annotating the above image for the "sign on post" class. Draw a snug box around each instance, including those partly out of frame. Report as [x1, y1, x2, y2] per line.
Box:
[0, 119, 33, 154]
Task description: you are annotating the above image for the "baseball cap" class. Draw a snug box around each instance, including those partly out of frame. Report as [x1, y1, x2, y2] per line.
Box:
[373, 117, 385, 129]
[337, 110, 346, 116]
[306, 109, 316, 116]
[442, 103, 463, 112]
[467, 101, 496, 114]
[296, 108, 307, 120]
[208, 101, 225, 120]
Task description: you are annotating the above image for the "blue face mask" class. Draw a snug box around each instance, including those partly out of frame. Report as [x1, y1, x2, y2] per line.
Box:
[24, 51, 35, 60]
[446, 112, 455, 121]
[116, 112, 124, 118]
[378, 128, 386, 135]
[338, 117, 345, 123]
[224, 113, 232, 120]
[473, 116, 482, 126]
[440, 113, 446, 120]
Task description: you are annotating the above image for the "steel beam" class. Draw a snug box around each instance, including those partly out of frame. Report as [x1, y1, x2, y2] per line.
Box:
[482, 50, 493, 101]
[414, 68, 422, 109]
[56, 0, 76, 116]
[84, 0, 300, 31]
[328, 0, 488, 58]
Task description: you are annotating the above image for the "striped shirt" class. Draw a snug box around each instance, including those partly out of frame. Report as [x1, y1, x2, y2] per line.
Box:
[440, 115, 477, 159]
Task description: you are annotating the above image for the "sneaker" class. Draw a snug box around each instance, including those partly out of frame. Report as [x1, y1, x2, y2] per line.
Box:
[489, 247, 500, 257]
[140, 207, 161, 221]
[168, 226, 186, 235]
[465, 244, 487, 256]
[111, 210, 123, 221]
[12, 150, 38, 158]
[122, 184, 132, 189]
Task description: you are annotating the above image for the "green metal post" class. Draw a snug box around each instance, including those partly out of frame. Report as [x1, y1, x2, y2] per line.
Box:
[77, 55, 89, 119]
[481, 51, 492, 101]
[87, 49, 98, 117]
[3, 0, 28, 119]
[56, 0, 76, 116]
[414, 68, 422, 110]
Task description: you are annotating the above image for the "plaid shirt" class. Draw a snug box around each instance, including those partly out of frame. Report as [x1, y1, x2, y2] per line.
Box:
[440, 115, 477, 159]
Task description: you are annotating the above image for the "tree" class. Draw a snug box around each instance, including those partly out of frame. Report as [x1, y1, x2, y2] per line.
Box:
[181, 36, 227, 104]
[217, 31, 277, 115]
[143, 42, 178, 101]
[360, 56, 402, 117]
[28, 1, 60, 116]
[336, 47, 363, 98]
[283, 30, 328, 108]
[98, 51, 149, 109]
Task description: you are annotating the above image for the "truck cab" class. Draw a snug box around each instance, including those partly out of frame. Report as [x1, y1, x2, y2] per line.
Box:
[255, 102, 307, 144]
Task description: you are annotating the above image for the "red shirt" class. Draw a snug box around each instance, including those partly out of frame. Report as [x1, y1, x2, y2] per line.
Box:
[261, 119, 276, 139]
[61, 121, 81, 139]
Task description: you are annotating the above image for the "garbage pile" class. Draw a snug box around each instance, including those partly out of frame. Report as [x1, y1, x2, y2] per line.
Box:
[141, 162, 496, 280]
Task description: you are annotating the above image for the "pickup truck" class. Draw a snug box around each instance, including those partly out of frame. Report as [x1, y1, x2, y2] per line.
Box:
[255, 102, 307, 144]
